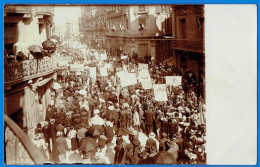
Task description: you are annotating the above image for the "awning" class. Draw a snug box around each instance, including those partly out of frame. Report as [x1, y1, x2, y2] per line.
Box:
[33, 78, 52, 87]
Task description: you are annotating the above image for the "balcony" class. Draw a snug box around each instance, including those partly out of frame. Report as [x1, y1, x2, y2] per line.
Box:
[5, 57, 55, 84]
[4, 114, 45, 165]
[34, 6, 54, 16]
[172, 39, 204, 53]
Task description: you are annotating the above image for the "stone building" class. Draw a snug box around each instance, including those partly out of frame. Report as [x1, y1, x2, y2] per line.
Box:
[4, 5, 56, 137]
[80, 5, 172, 61]
[171, 5, 205, 82]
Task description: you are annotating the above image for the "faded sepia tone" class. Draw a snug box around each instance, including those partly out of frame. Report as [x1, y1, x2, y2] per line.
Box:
[4, 4, 205, 165]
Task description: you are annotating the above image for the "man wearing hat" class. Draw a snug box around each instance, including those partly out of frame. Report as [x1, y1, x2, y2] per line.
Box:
[56, 131, 68, 162]
[145, 132, 158, 153]
[93, 152, 106, 164]
[104, 121, 114, 143]
[168, 118, 178, 140]
[121, 144, 134, 164]
[90, 109, 105, 126]
[114, 136, 124, 164]
[132, 138, 142, 164]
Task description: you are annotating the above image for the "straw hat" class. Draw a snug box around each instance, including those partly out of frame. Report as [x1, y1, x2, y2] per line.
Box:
[149, 132, 156, 138]
[94, 152, 101, 159]
[56, 131, 63, 137]
[94, 109, 100, 115]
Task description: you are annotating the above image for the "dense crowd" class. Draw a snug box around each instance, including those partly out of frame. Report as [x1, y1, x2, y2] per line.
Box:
[32, 47, 206, 164]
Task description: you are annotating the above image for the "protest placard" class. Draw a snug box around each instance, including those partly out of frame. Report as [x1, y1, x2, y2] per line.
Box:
[116, 71, 125, 79]
[141, 81, 153, 89]
[90, 67, 96, 80]
[138, 70, 151, 82]
[100, 67, 108, 77]
[120, 73, 137, 88]
[100, 53, 108, 60]
[58, 61, 69, 67]
[70, 64, 84, 71]
[153, 84, 168, 101]
[94, 51, 99, 60]
[166, 76, 182, 86]
[138, 70, 153, 89]
[138, 63, 148, 71]
[104, 63, 113, 70]
[129, 64, 135, 73]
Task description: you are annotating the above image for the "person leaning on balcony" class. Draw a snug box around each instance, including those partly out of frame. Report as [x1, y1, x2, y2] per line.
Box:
[16, 51, 28, 62]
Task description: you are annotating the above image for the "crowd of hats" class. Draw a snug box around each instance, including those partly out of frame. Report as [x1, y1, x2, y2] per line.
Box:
[33, 47, 206, 164]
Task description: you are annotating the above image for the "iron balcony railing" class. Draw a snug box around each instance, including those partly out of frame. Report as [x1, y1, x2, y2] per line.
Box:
[4, 114, 45, 165]
[5, 57, 55, 82]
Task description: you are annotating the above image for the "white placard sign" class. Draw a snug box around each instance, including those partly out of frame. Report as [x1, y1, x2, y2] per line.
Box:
[94, 51, 99, 60]
[116, 71, 125, 78]
[58, 61, 69, 66]
[166, 76, 182, 86]
[128, 73, 138, 86]
[105, 63, 112, 69]
[138, 70, 151, 82]
[138, 70, 153, 89]
[120, 73, 137, 88]
[100, 53, 108, 60]
[153, 84, 168, 101]
[90, 67, 96, 80]
[138, 63, 149, 71]
[70, 64, 84, 71]
[100, 67, 108, 77]
[141, 81, 153, 89]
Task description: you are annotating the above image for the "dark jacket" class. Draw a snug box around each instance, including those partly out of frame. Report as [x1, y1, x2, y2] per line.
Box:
[145, 110, 155, 126]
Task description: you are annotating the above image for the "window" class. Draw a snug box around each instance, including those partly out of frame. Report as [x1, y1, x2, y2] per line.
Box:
[197, 17, 204, 39]
[4, 23, 16, 44]
[126, 18, 128, 29]
[180, 19, 186, 39]
[39, 24, 44, 34]
[138, 5, 145, 12]
[138, 17, 146, 26]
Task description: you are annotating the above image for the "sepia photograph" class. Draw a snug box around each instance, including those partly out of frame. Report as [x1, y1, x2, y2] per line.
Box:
[3, 4, 206, 165]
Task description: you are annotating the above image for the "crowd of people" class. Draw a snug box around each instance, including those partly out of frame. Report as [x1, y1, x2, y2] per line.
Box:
[32, 46, 206, 164]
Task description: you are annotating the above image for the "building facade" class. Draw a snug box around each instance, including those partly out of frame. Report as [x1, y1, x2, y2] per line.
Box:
[80, 5, 173, 61]
[171, 5, 205, 82]
[4, 5, 55, 138]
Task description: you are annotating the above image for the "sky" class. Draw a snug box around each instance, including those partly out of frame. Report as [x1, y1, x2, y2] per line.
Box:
[53, 6, 81, 26]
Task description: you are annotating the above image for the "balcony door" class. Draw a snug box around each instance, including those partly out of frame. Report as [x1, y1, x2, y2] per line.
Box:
[138, 43, 148, 58]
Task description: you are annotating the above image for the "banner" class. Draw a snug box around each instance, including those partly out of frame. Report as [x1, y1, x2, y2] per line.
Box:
[138, 63, 149, 71]
[100, 67, 108, 77]
[90, 67, 96, 80]
[153, 84, 168, 101]
[166, 76, 182, 86]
